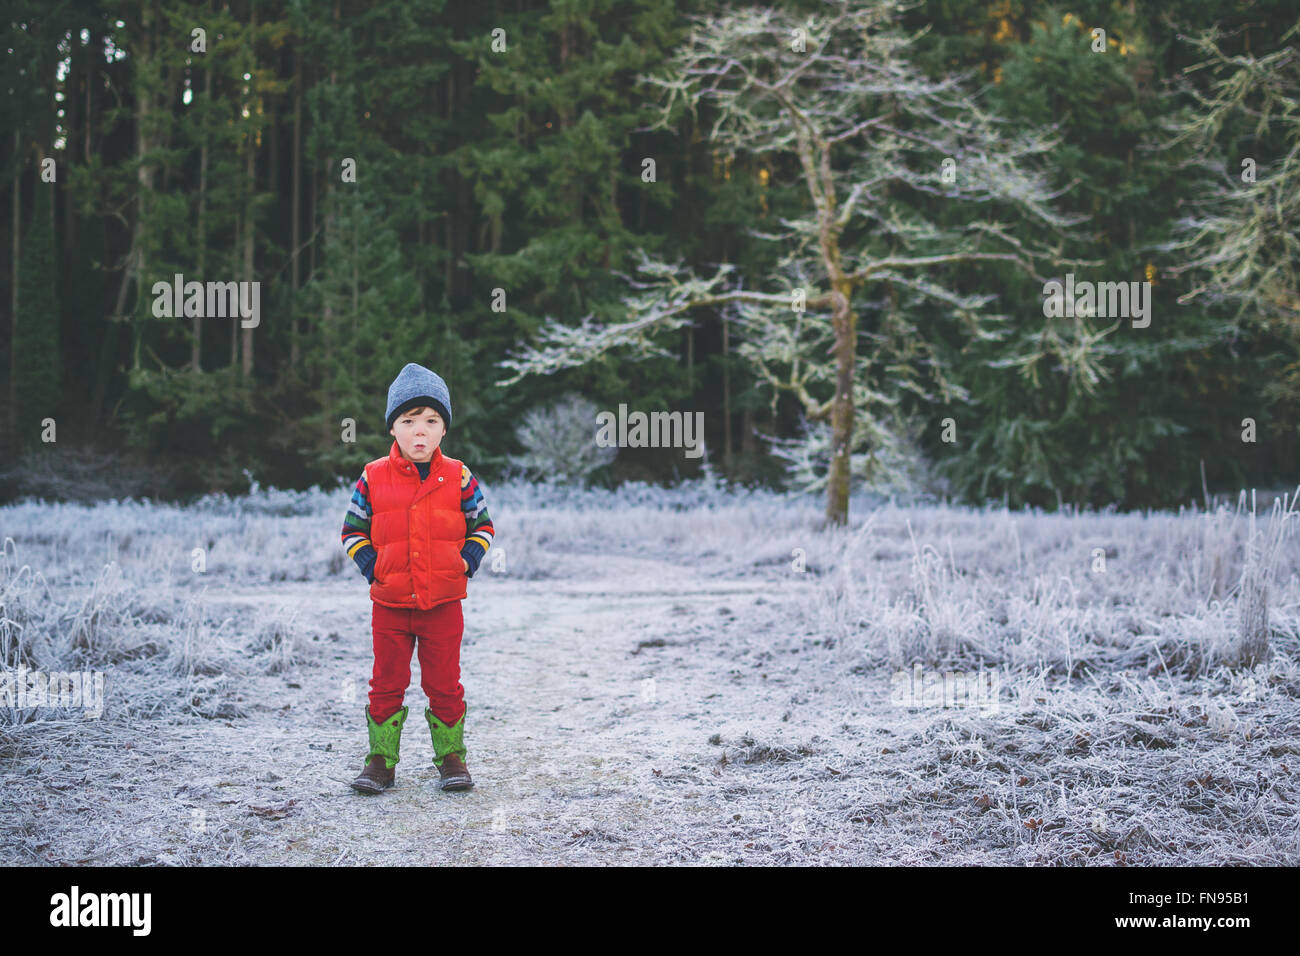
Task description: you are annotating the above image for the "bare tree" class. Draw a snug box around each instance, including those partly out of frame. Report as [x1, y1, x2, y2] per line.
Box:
[498, 0, 1090, 526]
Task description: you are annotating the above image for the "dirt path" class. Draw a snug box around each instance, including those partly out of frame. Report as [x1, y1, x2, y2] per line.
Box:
[17, 544, 1294, 866]
[18, 553, 860, 865]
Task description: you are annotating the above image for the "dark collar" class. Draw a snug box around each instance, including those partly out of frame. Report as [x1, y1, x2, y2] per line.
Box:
[387, 440, 443, 476]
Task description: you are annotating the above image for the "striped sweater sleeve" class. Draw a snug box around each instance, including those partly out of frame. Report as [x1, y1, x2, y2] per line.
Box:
[341, 470, 378, 583]
[459, 464, 494, 578]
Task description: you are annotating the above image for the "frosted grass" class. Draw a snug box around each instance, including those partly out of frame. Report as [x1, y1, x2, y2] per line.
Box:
[1, 478, 1297, 865]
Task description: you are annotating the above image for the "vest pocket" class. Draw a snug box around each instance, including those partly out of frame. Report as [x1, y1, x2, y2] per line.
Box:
[378, 541, 409, 580]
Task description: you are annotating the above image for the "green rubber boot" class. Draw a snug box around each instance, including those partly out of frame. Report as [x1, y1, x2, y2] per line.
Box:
[350, 704, 408, 793]
[425, 706, 473, 791]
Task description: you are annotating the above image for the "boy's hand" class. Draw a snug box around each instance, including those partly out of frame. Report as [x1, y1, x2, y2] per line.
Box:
[461, 558, 469, 573]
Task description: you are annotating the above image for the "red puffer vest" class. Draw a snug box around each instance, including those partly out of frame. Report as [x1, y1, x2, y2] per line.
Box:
[365, 440, 467, 610]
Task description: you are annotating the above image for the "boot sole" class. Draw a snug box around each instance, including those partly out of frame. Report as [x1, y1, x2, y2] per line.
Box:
[350, 779, 394, 793]
[439, 777, 474, 791]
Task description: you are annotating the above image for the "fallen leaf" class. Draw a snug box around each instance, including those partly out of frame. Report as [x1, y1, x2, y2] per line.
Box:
[247, 799, 298, 820]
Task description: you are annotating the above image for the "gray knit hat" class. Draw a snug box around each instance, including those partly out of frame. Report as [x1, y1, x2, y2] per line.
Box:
[385, 362, 452, 430]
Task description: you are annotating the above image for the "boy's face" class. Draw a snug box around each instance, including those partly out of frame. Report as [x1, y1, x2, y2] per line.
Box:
[389, 406, 445, 462]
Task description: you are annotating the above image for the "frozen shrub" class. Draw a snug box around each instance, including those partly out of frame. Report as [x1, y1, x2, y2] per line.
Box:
[768, 409, 948, 505]
[510, 393, 616, 485]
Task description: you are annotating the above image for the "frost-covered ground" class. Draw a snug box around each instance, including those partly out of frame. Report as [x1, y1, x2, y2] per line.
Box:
[2, 475, 1299, 865]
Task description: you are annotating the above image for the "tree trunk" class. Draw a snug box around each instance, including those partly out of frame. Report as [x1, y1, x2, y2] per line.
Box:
[130, 0, 158, 373]
[241, 137, 255, 378]
[320, 0, 340, 448]
[444, 63, 454, 297]
[603, 165, 616, 269]
[62, 48, 78, 255]
[194, 47, 211, 371]
[240, 4, 257, 380]
[309, 162, 317, 276]
[444, 214, 454, 299]
[268, 103, 278, 198]
[825, 279, 856, 527]
[686, 324, 693, 394]
[560, 23, 580, 223]
[351, 200, 359, 386]
[722, 309, 732, 469]
[10, 129, 21, 442]
[84, 35, 93, 165]
[230, 211, 239, 368]
[289, 46, 302, 369]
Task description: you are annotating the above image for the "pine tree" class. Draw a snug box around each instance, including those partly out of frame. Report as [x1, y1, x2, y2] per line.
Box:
[452, 0, 699, 473]
[297, 186, 425, 474]
[15, 182, 60, 447]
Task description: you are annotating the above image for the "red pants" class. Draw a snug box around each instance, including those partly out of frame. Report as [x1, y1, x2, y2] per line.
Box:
[369, 600, 465, 726]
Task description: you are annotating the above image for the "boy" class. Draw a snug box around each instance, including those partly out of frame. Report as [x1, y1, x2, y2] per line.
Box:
[340, 363, 494, 793]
